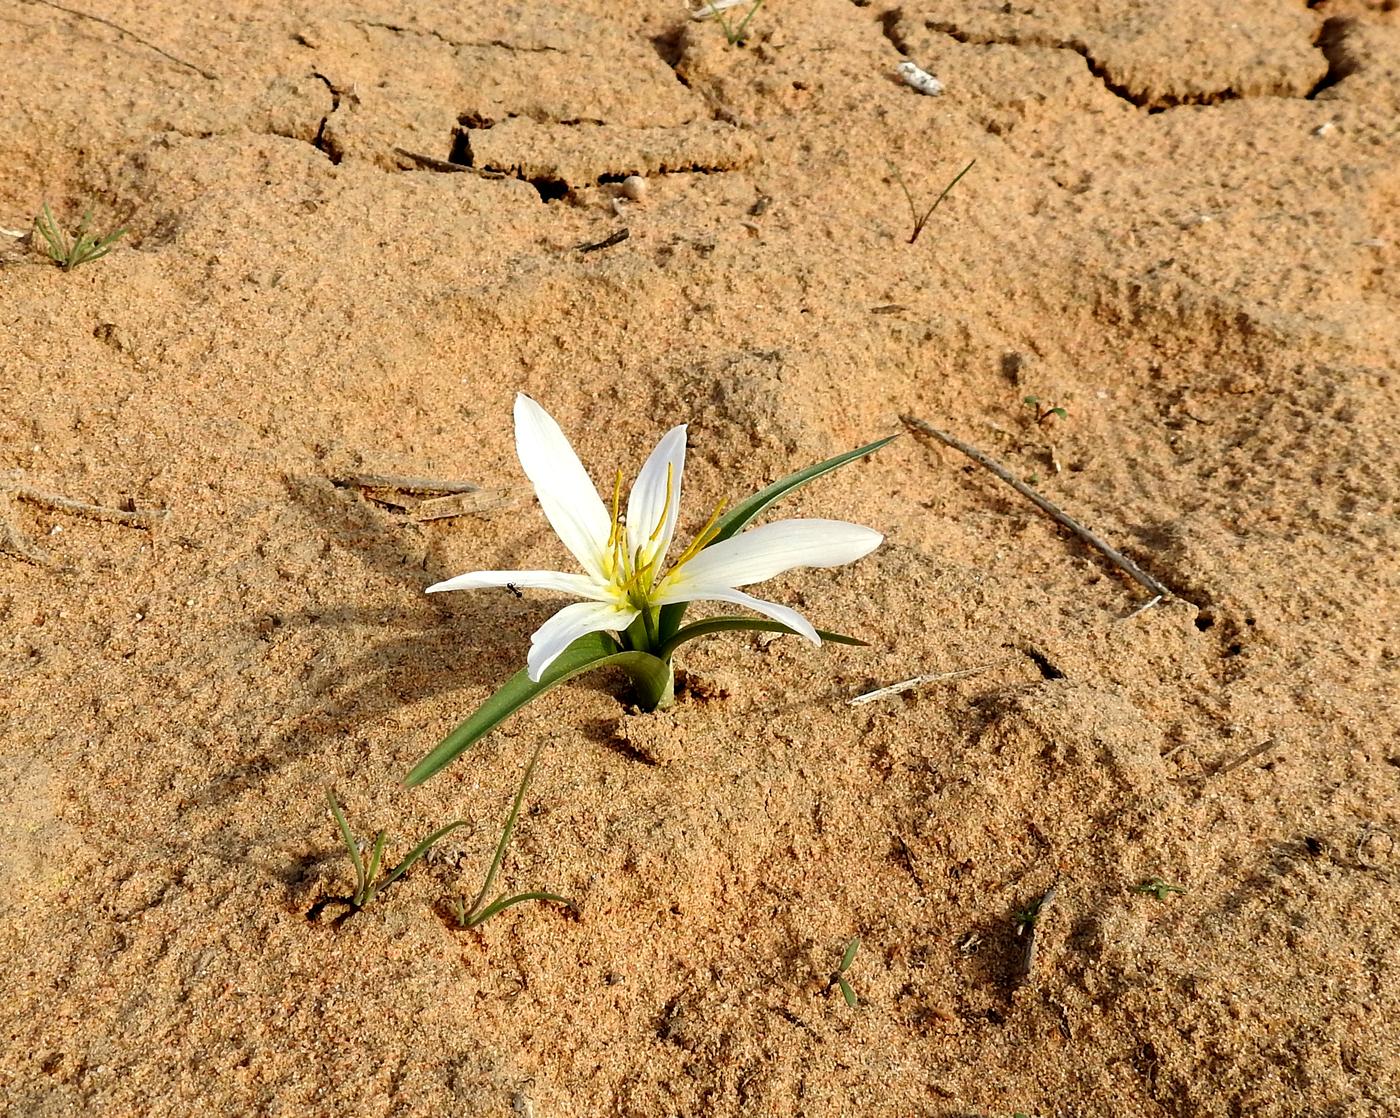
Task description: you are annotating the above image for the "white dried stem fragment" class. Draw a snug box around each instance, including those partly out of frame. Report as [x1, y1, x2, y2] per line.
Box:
[896, 60, 943, 96]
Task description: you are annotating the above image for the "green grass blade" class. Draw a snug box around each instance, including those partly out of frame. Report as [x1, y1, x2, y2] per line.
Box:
[710, 435, 896, 545]
[361, 831, 387, 905]
[404, 633, 670, 786]
[730, 0, 763, 42]
[467, 748, 540, 917]
[919, 157, 976, 226]
[378, 818, 471, 891]
[34, 204, 67, 263]
[659, 616, 865, 660]
[465, 891, 573, 927]
[326, 789, 367, 901]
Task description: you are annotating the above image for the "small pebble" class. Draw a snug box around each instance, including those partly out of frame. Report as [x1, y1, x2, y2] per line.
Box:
[897, 59, 944, 96]
[621, 175, 647, 202]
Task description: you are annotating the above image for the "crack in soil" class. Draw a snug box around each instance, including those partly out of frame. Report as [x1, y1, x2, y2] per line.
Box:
[347, 18, 560, 54]
[1305, 17, 1358, 100]
[921, 20, 1201, 110]
[310, 72, 343, 164]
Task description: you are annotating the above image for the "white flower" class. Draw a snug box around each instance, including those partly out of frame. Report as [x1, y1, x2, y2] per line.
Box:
[428, 394, 883, 680]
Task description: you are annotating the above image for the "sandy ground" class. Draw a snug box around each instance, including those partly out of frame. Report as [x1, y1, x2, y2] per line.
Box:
[1, 0, 1398, 1114]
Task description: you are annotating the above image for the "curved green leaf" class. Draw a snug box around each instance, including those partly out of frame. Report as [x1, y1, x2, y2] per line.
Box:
[658, 616, 865, 660]
[657, 434, 895, 641]
[405, 633, 670, 787]
[466, 891, 574, 927]
[711, 433, 896, 544]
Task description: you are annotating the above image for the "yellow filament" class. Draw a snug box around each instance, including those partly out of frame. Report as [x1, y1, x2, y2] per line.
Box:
[603, 467, 625, 578]
[669, 498, 728, 572]
[648, 463, 674, 545]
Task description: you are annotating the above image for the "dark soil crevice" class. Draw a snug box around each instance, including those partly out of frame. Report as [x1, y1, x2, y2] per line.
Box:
[1306, 17, 1358, 100]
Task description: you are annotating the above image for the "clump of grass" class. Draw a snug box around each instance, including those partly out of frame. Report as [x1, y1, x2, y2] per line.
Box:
[309, 790, 468, 920]
[33, 204, 126, 271]
[449, 749, 573, 928]
[825, 936, 861, 1007]
[890, 158, 976, 244]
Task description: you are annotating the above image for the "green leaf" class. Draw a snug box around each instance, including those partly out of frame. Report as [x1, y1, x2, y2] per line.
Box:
[466, 891, 573, 927]
[840, 936, 861, 972]
[657, 434, 895, 641]
[658, 616, 865, 660]
[466, 748, 540, 917]
[378, 818, 471, 892]
[838, 977, 858, 1008]
[405, 632, 670, 786]
[326, 789, 366, 902]
[710, 434, 896, 545]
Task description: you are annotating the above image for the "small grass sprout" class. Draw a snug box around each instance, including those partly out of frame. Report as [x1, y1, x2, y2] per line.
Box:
[891, 157, 975, 245]
[314, 789, 469, 918]
[1135, 876, 1186, 902]
[33, 203, 126, 271]
[693, 0, 764, 46]
[406, 394, 890, 786]
[1023, 395, 1068, 426]
[1013, 887, 1056, 936]
[825, 936, 861, 1007]
[450, 749, 572, 928]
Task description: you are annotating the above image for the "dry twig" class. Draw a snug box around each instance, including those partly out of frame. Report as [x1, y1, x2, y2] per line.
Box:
[24, 0, 218, 80]
[1017, 882, 1059, 983]
[409, 489, 523, 522]
[578, 229, 630, 253]
[901, 415, 1172, 600]
[332, 473, 481, 495]
[392, 148, 505, 178]
[1213, 738, 1280, 776]
[849, 659, 1015, 705]
[1, 475, 166, 566]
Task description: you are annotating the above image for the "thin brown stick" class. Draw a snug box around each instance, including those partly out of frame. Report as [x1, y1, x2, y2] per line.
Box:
[24, 0, 218, 80]
[901, 415, 1172, 600]
[1213, 738, 1280, 776]
[1018, 882, 1058, 983]
[848, 658, 1016, 705]
[392, 148, 505, 178]
[409, 489, 522, 522]
[578, 228, 630, 253]
[12, 483, 165, 528]
[332, 473, 481, 495]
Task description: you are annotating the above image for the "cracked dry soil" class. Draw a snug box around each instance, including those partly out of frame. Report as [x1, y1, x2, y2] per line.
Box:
[1, 0, 1398, 1115]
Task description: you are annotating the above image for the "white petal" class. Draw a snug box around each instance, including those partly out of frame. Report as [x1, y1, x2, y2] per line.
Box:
[426, 569, 610, 599]
[527, 600, 639, 681]
[514, 394, 612, 582]
[663, 587, 822, 645]
[662, 519, 882, 592]
[626, 424, 687, 575]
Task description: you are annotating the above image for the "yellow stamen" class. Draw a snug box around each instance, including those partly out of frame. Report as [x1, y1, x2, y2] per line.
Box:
[669, 497, 728, 572]
[648, 463, 674, 545]
[603, 467, 625, 579]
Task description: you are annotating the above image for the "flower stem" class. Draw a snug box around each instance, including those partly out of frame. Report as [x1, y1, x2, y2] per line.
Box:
[632, 657, 675, 711]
